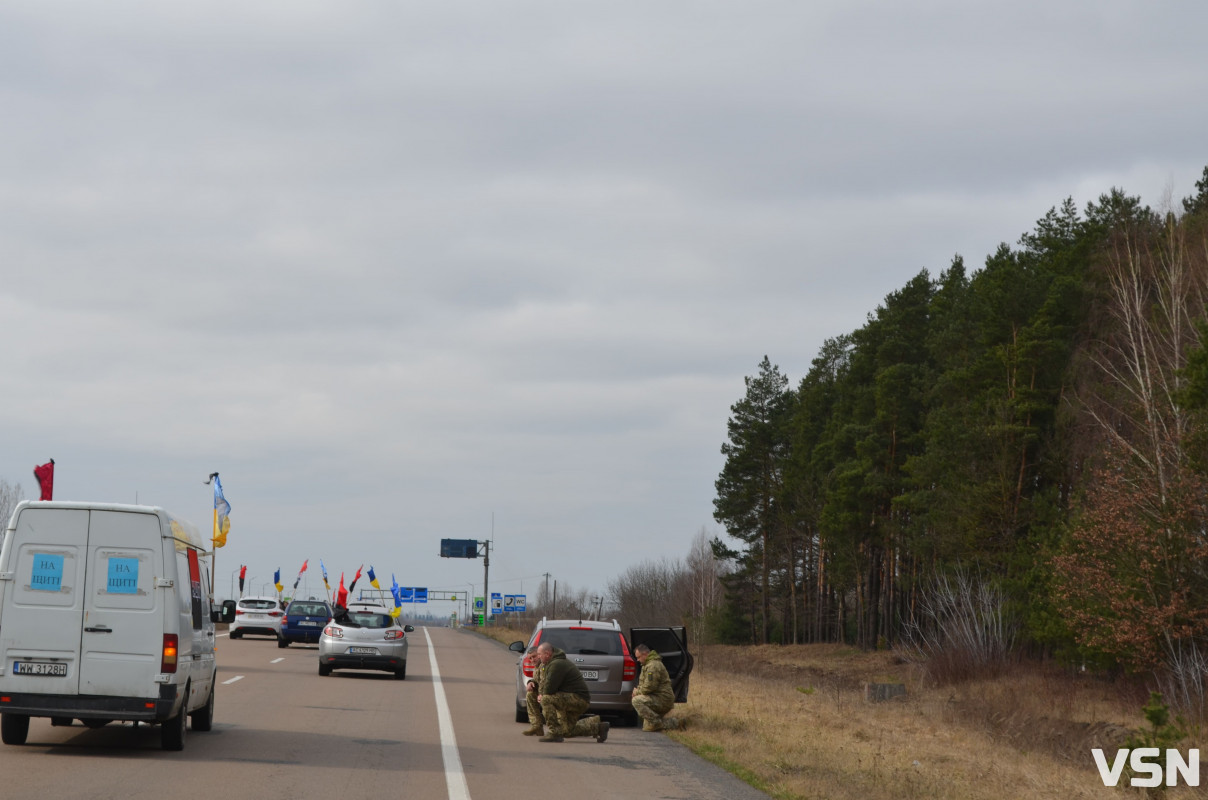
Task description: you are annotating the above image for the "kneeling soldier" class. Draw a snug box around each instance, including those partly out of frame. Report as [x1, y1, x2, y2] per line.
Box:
[535, 642, 609, 743]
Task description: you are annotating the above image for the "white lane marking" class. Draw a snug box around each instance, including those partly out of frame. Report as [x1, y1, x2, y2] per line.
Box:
[222, 675, 244, 685]
[426, 627, 471, 800]
[271, 658, 285, 663]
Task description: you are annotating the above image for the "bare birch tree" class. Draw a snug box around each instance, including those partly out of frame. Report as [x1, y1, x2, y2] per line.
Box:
[0, 480, 24, 530]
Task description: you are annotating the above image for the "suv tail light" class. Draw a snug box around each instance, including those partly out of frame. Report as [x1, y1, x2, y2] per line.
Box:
[521, 631, 543, 677]
[620, 634, 636, 681]
[161, 634, 179, 673]
[268, 610, 283, 617]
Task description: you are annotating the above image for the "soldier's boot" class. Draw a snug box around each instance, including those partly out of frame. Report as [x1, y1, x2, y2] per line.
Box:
[522, 724, 544, 736]
[539, 733, 564, 743]
[596, 721, 610, 743]
[642, 719, 664, 732]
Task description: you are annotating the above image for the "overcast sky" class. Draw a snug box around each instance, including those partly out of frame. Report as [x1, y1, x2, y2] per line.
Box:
[2, 2, 1205, 609]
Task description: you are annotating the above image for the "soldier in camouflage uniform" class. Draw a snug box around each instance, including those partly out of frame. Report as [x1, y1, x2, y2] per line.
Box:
[535, 642, 609, 743]
[522, 646, 547, 736]
[631, 644, 677, 731]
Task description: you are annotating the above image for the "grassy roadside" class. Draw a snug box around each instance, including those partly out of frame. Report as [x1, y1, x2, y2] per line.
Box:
[470, 625, 1201, 798]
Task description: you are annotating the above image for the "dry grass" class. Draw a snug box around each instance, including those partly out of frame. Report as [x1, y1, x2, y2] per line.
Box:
[472, 627, 1205, 798]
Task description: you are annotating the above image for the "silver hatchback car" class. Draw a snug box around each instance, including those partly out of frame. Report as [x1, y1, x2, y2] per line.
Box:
[318, 605, 415, 679]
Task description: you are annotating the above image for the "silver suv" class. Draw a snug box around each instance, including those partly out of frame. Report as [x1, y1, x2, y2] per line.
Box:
[508, 618, 693, 725]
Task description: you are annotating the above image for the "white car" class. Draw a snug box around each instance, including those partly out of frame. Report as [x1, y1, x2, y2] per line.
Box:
[229, 596, 285, 639]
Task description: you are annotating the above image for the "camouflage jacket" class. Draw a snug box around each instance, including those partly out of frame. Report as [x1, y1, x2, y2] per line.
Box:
[526, 655, 546, 692]
[635, 650, 675, 707]
[539, 648, 591, 700]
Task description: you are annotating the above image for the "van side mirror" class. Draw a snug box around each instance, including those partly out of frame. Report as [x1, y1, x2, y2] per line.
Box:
[508, 641, 525, 653]
[220, 600, 237, 624]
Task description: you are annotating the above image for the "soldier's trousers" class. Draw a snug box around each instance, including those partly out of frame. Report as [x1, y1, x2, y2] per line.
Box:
[526, 689, 546, 728]
[539, 692, 600, 737]
[632, 694, 674, 726]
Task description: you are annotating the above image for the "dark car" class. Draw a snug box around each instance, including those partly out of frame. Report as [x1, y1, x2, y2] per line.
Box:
[508, 618, 693, 725]
[279, 599, 333, 648]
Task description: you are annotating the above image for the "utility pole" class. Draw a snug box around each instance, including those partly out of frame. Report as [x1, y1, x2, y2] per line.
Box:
[481, 539, 490, 625]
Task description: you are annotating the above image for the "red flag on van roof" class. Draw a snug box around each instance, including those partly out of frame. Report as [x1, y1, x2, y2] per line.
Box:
[33, 460, 54, 501]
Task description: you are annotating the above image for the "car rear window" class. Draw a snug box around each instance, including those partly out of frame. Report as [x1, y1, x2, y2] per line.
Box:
[240, 599, 278, 610]
[538, 629, 622, 656]
[346, 613, 394, 628]
[288, 603, 330, 617]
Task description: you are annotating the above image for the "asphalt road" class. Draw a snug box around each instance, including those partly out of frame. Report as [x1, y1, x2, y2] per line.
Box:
[0, 625, 770, 800]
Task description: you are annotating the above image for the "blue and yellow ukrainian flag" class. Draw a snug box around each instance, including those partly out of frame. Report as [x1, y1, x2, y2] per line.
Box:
[212, 475, 231, 548]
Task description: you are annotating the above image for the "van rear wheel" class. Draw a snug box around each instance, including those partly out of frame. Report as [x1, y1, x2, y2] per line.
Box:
[1, 713, 30, 745]
[191, 684, 215, 732]
[162, 702, 187, 751]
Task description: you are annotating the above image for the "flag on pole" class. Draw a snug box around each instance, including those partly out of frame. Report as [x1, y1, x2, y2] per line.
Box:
[293, 560, 308, 592]
[238, 565, 246, 594]
[348, 564, 364, 596]
[390, 573, 402, 618]
[336, 572, 348, 608]
[368, 566, 380, 590]
[274, 568, 283, 595]
[34, 459, 55, 501]
[210, 473, 231, 548]
[320, 560, 331, 592]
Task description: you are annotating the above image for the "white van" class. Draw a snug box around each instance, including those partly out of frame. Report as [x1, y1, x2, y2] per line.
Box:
[0, 501, 217, 751]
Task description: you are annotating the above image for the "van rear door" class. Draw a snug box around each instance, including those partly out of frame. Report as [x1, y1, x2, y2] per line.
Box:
[0, 507, 90, 694]
[630, 627, 694, 702]
[78, 509, 164, 698]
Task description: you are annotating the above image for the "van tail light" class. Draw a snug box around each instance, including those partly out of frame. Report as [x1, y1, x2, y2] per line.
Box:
[384, 629, 404, 640]
[161, 634, 179, 673]
[620, 635, 636, 681]
[522, 654, 535, 678]
[324, 625, 343, 638]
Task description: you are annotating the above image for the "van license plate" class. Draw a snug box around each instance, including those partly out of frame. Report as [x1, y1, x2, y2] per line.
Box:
[300, 621, 319, 626]
[582, 670, 599, 680]
[15, 661, 67, 676]
[348, 647, 377, 655]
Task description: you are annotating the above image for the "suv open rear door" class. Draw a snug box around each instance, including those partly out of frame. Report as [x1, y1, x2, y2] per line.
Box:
[629, 627, 693, 702]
